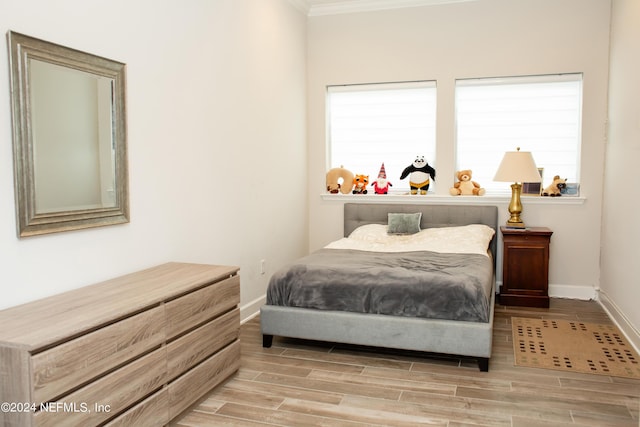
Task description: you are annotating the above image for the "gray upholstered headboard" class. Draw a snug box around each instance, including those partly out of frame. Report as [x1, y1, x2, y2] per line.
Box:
[344, 203, 499, 260]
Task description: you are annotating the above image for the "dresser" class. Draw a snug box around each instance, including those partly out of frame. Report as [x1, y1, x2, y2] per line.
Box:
[500, 227, 553, 308]
[0, 262, 240, 426]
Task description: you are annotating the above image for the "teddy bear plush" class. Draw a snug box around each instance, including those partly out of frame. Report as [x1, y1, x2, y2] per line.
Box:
[400, 156, 436, 195]
[352, 174, 369, 194]
[450, 170, 485, 196]
[542, 175, 567, 196]
[325, 166, 354, 194]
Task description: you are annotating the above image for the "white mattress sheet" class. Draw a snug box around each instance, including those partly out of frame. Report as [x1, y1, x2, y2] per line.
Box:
[325, 223, 495, 256]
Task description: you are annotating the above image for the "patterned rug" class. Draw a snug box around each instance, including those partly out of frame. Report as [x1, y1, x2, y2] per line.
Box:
[512, 317, 640, 379]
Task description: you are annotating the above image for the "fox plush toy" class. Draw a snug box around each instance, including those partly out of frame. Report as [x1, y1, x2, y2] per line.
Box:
[352, 174, 369, 194]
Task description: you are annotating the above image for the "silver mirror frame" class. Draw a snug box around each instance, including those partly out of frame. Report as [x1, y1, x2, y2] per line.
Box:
[7, 31, 129, 237]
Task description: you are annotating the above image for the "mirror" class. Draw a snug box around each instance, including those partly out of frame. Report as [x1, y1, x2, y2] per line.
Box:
[7, 31, 129, 237]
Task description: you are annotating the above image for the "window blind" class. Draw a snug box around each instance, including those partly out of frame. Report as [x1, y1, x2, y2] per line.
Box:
[327, 81, 437, 192]
[455, 74, 582, 195]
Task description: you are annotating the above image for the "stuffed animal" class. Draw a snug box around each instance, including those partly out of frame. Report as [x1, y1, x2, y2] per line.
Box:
[400, 156, 436, 195]
[371, 163, 392, 194]
[326, 166, 354, 194]
[352, 174, 369, 194]
[450, 169, 485, 196]
[542, 175, 567, 197]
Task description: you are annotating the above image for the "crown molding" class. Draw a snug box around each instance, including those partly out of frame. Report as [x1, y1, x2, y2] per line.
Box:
[287, 0, 311, 15]
[306, 0, 478, 17]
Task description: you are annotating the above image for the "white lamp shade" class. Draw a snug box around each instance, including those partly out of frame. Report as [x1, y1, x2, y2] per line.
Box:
[493, 150, 541, 183]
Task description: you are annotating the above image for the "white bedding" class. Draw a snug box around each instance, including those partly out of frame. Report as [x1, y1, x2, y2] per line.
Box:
[325, 223, 495, 256]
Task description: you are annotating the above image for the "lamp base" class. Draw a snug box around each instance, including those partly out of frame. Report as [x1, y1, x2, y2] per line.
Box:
[506, 183, 526, 229]
[505, 221, 526, 229]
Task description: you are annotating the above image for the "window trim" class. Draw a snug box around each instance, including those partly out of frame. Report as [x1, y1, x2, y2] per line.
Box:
[456, 73, 583, 87]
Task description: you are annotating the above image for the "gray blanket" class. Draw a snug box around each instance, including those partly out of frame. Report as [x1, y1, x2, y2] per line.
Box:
[266, 249, 493, 323]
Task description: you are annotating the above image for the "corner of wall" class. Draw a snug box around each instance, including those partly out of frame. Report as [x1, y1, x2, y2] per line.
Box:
[597, 289, 640, 353]
[240, 295, 266, 324]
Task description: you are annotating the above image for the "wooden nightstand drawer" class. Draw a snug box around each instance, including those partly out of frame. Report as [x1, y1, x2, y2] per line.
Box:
[165, 274, 240, 339]
[31, 306, 165, 404]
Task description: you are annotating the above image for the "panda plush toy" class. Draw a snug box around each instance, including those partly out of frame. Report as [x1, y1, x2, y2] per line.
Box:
[400, 156, 436, 195]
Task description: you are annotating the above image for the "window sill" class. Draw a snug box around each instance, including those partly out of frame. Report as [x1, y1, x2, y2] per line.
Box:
[320, 193, 586, 205]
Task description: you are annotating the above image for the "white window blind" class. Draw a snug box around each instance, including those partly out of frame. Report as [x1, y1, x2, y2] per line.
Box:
[455, 74, 582, 195]
[327, 81, 437, 192]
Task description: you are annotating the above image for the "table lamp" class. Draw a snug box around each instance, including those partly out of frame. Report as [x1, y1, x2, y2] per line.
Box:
[493, 147, 541, 228]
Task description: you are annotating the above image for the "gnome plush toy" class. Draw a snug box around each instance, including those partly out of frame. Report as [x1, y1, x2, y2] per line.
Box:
[371, 163, 393, 194]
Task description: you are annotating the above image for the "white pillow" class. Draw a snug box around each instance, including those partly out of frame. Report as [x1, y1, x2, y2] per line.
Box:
[347, 223, 388, 242]
[333, 223, 495, 255]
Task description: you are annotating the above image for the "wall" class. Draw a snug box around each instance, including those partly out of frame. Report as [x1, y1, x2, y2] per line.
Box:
[307, 0, 611, 298]
[0, 0, 308, 317]
[600, 0, 640, 346]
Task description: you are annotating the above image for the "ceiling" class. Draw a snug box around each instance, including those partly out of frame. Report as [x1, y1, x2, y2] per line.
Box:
[293, 0, 478, 16]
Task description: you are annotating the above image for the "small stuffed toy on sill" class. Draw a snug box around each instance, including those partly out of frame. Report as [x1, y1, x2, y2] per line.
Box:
[326, 166, 355, 194]
[542, 175, 567, 197]
[372, 163, 393, 194]
[400, 156, 436, 195]
[352, 174, 369, 194]
[450, 169, 485, 196]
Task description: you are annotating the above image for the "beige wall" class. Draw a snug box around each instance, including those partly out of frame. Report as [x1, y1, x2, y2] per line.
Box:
[0, 0, 308, 316]
[307, 0, 611, 298]
[2, 0, 635, 344]
[601, 0, 640, 344]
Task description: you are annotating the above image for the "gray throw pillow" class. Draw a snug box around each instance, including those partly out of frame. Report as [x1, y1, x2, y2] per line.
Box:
[387, 212, 422, 235]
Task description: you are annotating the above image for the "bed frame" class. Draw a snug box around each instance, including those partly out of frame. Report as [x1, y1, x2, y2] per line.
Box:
[260, 203, 498, 371]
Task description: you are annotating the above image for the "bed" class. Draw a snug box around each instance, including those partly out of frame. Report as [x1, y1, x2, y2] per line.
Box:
[260, 203, 498, 371]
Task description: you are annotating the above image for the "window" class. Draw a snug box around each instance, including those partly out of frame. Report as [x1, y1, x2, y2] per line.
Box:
[326, 75, 582, 197]
[455, 74, 582, 194]
[327, 81, 437, 192]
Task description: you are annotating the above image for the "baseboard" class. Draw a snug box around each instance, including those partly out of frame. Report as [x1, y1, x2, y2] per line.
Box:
[497, 282, 596, 301]
[240, 295, 265, 324]
[549, 283, 597, 300]
[596, 290, 640, 354]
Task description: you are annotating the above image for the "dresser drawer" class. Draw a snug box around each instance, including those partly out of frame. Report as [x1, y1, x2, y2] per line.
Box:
[165, 274, 239, 339]
[168, 340, 240, 419]
[102, 388, 169, 427]
[31, 306, 165, 404]
[34, 347, 167, 427]
[167, 307, 240, 381]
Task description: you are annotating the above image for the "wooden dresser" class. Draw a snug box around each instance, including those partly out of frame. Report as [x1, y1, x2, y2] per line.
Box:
[0, 262, 240, 427]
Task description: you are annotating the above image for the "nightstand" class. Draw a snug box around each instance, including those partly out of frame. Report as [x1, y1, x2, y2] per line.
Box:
[500, 226, 553, 308]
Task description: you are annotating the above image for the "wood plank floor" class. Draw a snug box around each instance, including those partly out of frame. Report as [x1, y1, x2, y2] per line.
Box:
[171, 299, 640, 427]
